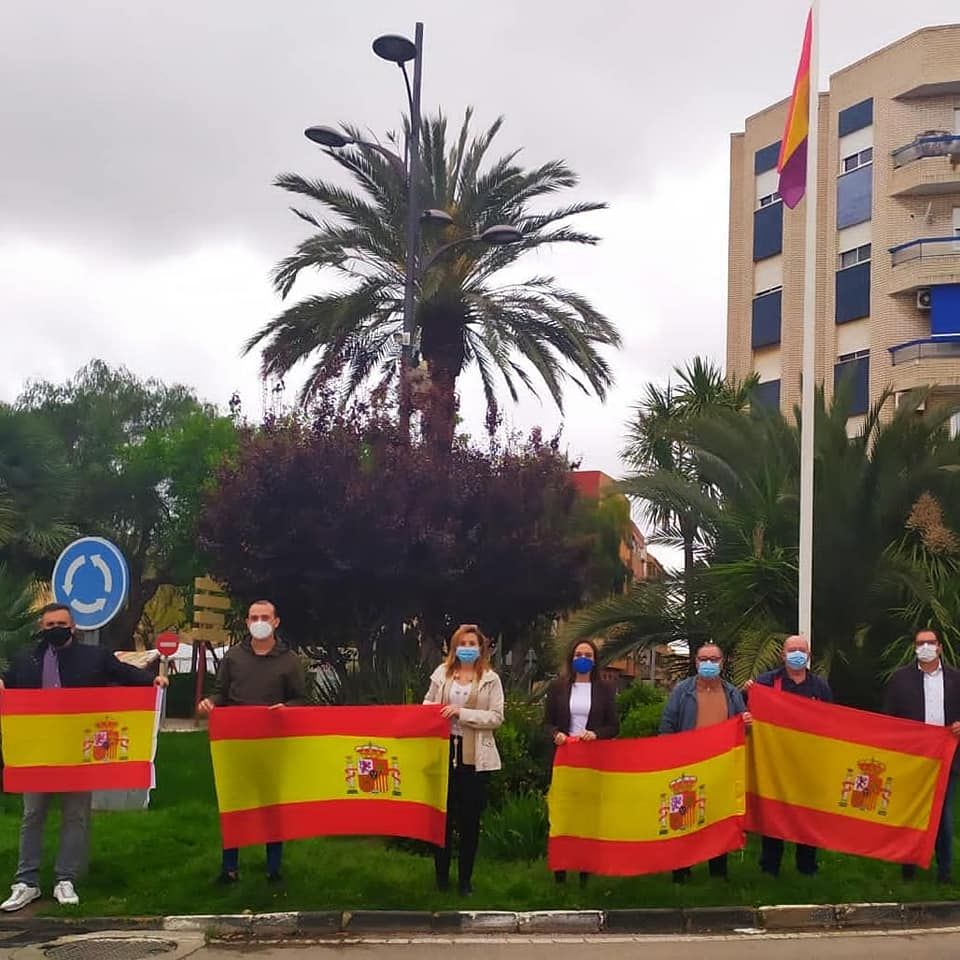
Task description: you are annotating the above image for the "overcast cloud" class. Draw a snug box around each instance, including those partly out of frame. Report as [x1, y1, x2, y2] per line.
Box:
[3, 0, 959, 565]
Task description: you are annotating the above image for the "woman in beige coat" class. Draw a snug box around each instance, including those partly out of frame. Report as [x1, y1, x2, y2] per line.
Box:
[423, 624, 504, 896]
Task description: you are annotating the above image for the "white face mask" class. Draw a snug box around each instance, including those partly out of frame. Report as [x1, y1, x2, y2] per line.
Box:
[249, 620, 274, 641]
[916, 643, 939, 664]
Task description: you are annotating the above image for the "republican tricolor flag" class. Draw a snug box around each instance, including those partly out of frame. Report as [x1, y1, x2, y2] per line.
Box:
[778, 9, 813, 208]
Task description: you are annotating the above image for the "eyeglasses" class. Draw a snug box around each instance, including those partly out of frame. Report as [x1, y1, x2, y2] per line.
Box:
[697, 657, 722, 664]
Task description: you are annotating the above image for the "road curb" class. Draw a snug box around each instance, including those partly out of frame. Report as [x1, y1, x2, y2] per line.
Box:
[2, 902, 960, 939]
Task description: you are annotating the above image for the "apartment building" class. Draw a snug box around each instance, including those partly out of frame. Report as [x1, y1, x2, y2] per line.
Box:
[727, 24, 960, 434]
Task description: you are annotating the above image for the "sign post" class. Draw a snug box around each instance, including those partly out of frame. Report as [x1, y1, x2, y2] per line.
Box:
[52, 537, 130, 635]
[52, 538, 151, 811]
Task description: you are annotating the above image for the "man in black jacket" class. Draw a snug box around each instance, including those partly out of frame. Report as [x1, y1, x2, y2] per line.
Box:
[883, 629, 960, 884]
[0, 603, 166, 912]
[745, 635, 832, 878]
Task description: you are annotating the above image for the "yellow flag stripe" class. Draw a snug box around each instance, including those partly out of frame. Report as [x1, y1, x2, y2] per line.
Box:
[548, 745, 745, 842]
[748, 721, 939, 831]
[210, 734, 448, 813]
[2, 711, 158, 766]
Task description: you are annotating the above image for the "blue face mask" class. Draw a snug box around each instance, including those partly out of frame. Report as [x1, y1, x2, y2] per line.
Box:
[572, 655, 594, 675]
[697, 661, 721, 680]
[455, 646, 480, 664]
[785, 650, 809, 670]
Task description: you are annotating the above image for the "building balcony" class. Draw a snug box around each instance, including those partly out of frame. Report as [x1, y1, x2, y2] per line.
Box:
[888, 237, 960, 294]
[889, 335, 960, 366]
[890, 135, 960, 196]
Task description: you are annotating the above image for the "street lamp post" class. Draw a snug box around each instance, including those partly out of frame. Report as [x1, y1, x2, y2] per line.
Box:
[302, 23, 522, 440]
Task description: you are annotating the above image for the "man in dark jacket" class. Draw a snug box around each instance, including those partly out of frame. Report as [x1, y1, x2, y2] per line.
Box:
[660, 643, 750, 882]
[198, 599, 306, 883]
[0, 603, 166, 912]
[883, 629, 960, 884]
[745, 634, 832, 878]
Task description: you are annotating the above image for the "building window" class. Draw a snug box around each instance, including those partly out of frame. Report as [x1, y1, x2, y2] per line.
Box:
[931, 284, 960, 336]
[834, 351, 869, 417]
[835, 262, 870, 324]
[839, 244, 871, 269]
[841, 147, 873, 174]
[837, 165, 872, 229]
[752, 288, 782, 348]
[838, 98, 874, 138]
[754, 141, 781, 175]
[753, 379, 781, 409]
[758, 192, 781, 208]
[753, 202, 784, 261]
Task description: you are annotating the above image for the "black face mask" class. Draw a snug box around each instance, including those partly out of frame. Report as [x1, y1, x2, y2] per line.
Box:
[41, 626, 73, 648]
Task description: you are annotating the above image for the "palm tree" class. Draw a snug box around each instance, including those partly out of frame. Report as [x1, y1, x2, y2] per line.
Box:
[245, 109, 620, 449]
[618, 358, 758, 666]
[668, 385, 960, 705]
[565, 381, 960, 706]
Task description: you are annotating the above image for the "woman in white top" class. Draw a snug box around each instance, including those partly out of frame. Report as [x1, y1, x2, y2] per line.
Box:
[423, 624, 504, 896]
[543, 638, 619, 885]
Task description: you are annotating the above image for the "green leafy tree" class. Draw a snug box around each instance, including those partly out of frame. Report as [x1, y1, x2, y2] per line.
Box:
[245, 109, 620, 449]
[18, 361, 238, 649]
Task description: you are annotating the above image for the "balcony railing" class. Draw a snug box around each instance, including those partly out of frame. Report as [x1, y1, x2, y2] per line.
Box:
[889, 336, 960, 366]
[890, 236, 960, 267]
[891, 135, 960, 169]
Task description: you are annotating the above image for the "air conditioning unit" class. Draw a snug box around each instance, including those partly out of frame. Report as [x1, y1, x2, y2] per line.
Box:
[917, 289, 932, 311]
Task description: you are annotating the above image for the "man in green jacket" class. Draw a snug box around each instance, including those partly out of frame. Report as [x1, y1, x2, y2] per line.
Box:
[198, 599, 306, 883]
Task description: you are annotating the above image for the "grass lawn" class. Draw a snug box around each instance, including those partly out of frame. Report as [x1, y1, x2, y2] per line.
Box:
[0, 732, 957, 917]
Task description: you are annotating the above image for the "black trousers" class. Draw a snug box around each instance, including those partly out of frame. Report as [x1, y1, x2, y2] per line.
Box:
[434, 736, 488, 889]
[760, 836, 818, 875]
[673, 854, 727, 882]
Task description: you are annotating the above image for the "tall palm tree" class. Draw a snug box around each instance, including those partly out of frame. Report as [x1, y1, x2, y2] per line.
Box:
[245, 109, 620, 449]
[618, 358, 757, 665]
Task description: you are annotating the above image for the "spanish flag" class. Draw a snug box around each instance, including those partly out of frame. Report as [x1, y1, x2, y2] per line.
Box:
[1, 687, 163, 792]
[548, 718, 746, 875]
[778, 8, 813, 208]
[209, 705, 449, 849]
[746, 685, 957, 866]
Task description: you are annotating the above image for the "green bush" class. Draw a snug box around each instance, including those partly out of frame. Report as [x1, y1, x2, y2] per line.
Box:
[481, 791, 548, 861]
[489, 696, 551, 809]
[616, 681, 666, 738]
[165, 671, 213, 718]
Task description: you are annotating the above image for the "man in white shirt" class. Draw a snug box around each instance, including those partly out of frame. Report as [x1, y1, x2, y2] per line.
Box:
[883, 629, 960, 884]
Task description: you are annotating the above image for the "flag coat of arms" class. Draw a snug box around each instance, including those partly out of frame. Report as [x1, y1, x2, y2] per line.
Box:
[1, 687, 163, 792]
[208, 704, 450, 848]
[548, 717, 746, 875]
[746, 685, 957, 866]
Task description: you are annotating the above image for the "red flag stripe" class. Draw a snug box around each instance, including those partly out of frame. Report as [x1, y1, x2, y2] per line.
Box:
[3, 762, 154, 793]
[548, 817, 745, 876]
[555, 716, 744, 773]
[749, 685, 955, 760]
[1, 687, 158, 716]
[746, 795, 935, 866]
[208, 704, 449, 741]
[219, 798, 446, 848]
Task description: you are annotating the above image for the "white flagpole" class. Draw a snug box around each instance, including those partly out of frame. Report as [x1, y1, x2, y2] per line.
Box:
[798, 0, 820, 651]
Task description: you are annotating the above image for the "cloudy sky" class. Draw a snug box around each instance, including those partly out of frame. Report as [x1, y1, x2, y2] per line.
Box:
[3, 0, 958, 556]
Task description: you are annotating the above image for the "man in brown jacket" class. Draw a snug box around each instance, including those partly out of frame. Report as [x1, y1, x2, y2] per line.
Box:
[198, 600, 306, 883]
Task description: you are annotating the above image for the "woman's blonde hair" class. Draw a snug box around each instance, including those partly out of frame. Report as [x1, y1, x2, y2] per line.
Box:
[443, 624, 492, 677]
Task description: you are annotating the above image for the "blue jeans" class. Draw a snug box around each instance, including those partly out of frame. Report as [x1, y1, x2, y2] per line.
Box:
[222, 843, 283, 876]
[935, 774, 957, 878]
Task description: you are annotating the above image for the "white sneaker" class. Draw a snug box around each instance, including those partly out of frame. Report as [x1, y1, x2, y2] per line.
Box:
[53, 880, 79, 906]
[1, 883, 41, 912]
